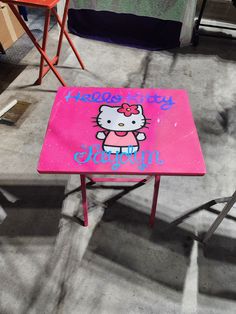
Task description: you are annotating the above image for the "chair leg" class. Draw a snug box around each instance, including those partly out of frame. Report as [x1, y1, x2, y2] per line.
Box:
[51, 7, 85, 69]
[8, 4, 66, 86]
[203, 190, 236, 243]
[149, 175, 161, 227]
[35, 8, 51, 85]
[81, 175, 88, 227]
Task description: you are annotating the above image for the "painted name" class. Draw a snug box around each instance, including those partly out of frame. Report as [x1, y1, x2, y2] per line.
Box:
[65, 91, 175, 110]
[74, 145, 164, 171]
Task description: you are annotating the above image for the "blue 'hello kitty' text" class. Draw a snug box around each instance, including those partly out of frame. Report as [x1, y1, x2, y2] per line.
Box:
[65, 91, 175, 110]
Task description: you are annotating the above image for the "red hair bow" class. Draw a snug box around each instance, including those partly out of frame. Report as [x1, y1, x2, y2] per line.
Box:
[118, 103, 139, 117]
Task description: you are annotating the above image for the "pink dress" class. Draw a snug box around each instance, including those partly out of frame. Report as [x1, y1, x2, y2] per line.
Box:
[104, 131, 138, 147]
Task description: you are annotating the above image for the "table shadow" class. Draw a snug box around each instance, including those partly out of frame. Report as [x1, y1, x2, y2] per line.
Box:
[87, 200, 193, 293]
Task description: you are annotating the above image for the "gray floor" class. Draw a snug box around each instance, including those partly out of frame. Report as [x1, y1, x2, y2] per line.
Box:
[0, 8, 55, 94]
[0, 22, 236, 314]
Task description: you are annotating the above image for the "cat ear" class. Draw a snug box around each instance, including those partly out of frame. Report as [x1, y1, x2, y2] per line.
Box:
[99, 105, 110, 112]
[137, 105, 143, 114]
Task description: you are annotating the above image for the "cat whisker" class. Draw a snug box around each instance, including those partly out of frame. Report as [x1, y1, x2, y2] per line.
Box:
[143, 126, 149, 129]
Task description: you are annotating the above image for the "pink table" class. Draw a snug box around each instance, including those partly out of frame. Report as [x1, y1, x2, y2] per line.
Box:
[38, 87, 206, 226]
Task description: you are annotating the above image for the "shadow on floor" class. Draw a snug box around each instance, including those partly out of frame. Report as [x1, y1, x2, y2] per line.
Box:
[0, 64, 27, 95]
[87, 197, 236, 302]
[0, 185, 65, 237]
[88, 200, 193, 293]
[198, 232, 236, 301]
[170, 32, 236, 63]
[1, 182, 236, 305]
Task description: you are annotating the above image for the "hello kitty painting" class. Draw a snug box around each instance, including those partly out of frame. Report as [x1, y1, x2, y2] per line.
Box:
[94, 103, 149, 154]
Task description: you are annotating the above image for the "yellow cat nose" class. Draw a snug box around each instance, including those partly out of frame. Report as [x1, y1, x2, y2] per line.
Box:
[118, 123, 124, 126]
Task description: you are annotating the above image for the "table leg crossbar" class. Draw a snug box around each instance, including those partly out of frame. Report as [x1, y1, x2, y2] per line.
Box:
[8, 2, 85, 86]
[79, 175, 161, 227]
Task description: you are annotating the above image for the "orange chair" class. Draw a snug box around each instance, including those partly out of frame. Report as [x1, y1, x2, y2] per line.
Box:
[1, 0, 85, 86]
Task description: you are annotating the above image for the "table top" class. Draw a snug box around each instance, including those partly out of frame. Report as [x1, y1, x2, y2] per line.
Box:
[2, 0, 60, 9]
[38, 87, 206, 176]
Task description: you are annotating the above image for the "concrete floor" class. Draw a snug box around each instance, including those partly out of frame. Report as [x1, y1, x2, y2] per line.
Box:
[0, 8, 55, 94]
[0, 24, 236, 314]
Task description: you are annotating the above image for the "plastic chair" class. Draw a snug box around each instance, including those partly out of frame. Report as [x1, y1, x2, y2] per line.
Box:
[1, 0, 85, 86]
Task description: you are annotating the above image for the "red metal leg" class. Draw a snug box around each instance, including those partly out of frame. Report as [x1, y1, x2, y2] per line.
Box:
[8, 4, 67, 86]
[80, 175, 88, 227]
[35, 9, 51, 85]
[150, 175, 161, 227]
[55, 0, 69, 63]
[51, 7, 85, 69]
[37, 56, 59, 82]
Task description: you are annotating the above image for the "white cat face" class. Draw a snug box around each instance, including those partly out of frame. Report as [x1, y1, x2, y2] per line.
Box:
[97, 105, 146, 131]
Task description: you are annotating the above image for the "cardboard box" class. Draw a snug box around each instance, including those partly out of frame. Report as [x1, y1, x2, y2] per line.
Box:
[0, 2, 24, 52]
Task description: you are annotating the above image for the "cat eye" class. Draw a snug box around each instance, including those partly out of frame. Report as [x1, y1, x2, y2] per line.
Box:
[132, 121, 136, 124]
[107, 120, 111, 123]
